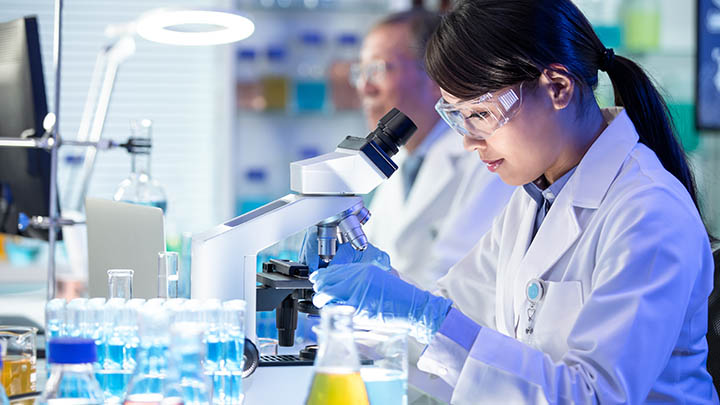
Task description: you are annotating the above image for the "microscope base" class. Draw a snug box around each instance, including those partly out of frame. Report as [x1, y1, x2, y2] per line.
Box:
[244, 364, 314, 405]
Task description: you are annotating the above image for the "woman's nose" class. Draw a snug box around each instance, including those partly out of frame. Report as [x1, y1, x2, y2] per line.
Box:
[463, 134, 486, 152]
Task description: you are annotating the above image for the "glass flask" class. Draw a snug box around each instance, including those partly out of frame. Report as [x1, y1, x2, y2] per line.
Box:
[162, 324, 212, 404]
[123, 304, 170, 405]
[113, 119, 168, 212]
[37, 338, 104, 405]
[305, 305, 369, 405]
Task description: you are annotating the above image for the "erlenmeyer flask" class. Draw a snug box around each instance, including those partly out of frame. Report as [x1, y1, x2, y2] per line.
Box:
[305, 305, 369, 405]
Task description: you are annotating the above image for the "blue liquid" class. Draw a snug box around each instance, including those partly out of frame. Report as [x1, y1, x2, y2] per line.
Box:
[95, 341, 105, 366]
[295, 80, 326, 112]
[223, 339, 244, 370]
[105, 341, 125, 369]
[205, 340, 223, 371]
[361, 368, 407, 405]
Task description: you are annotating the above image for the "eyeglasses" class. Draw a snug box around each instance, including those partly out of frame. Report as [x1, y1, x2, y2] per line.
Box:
[435, 83, 523, 140]
[349, 60, 389, 88]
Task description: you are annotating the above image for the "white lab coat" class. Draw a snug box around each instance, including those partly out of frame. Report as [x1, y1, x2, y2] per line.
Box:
[364, 123, 515, 291]
[417, 108, 718, 404]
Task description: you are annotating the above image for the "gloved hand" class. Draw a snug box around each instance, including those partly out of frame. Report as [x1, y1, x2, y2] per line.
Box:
[299, 227, 391, 272]
[310, 262, 453, 344]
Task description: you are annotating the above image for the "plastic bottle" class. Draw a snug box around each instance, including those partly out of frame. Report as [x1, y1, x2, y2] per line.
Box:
[261, 46, 289, 111]
[236, 48, 264, 111]
[37, 338, 104, 405]
[113, 119, 168, 212]
[294, 31, 328, 113]
[305, 305, 369, 405]
[329, 33, 361, 110]
[162, 325, 212, 405]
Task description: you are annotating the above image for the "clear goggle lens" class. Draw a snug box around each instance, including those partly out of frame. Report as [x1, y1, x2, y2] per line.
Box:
[435, 84, 523, 140]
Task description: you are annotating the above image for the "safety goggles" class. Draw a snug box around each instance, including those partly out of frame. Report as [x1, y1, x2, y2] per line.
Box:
[435, 83, 523, 140]
[349, 60, 389, 88]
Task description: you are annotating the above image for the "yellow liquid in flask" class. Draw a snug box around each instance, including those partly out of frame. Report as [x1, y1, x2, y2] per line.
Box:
[306, 371, 369, 405]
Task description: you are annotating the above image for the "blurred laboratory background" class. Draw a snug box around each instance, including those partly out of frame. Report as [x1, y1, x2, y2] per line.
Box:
[0, 0, 719, 339]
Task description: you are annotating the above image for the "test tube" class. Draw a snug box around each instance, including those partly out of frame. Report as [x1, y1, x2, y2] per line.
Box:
[222, 299, 246, 404]
[86, 298, 106, 365]
[66, 298, 88, 337]
[107, 269, 134, 299]
[45, 298, 66, 339]
[157, 252, 179, 299]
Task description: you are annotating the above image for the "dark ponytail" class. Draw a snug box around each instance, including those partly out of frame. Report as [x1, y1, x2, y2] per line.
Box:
[604, 55, 698, 207]
[425, 0, 700, 210]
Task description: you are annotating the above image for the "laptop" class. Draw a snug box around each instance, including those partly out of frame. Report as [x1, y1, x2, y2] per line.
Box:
[85, 198, 165, 299]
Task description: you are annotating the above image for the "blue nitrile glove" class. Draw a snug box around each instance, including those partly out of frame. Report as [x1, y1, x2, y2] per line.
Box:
[310, 263, 453, 344]
[299, 227, 391, 272]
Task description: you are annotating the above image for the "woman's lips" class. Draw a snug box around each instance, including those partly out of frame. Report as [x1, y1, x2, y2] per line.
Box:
[482, 158, 504, 172]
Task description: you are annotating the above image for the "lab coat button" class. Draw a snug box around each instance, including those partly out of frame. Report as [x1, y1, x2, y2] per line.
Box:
[437, 367, 448, 376]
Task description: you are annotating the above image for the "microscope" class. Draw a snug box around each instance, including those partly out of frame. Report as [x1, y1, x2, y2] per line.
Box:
[190, 109, 416, 381]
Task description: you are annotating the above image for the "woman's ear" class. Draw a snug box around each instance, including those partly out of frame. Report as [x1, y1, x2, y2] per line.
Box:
[541, 64, 575, 110]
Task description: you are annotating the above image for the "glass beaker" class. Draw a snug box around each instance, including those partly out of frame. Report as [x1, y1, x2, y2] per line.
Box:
[354, 322, 409, 405]
[0, 326, 37, 398]
[108, 269, 134, 300]
[306, 305, 369, 405]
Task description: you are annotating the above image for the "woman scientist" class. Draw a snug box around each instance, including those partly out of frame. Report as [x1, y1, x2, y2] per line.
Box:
[309, 0, 718, 403]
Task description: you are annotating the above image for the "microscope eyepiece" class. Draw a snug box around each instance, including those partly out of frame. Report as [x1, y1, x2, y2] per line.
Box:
[367, 108, 417, 157]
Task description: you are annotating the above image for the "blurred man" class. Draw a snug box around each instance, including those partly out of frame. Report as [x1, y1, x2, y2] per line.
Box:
[354, 9, 515, 290]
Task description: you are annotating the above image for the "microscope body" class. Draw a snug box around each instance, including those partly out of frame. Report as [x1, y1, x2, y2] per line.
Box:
[190, 108, 416, 389]
[191, 193, 366, 343]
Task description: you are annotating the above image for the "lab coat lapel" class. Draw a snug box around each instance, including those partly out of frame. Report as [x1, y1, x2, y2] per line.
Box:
[511, 193, 582, 326]
[497, 196, 537, 336]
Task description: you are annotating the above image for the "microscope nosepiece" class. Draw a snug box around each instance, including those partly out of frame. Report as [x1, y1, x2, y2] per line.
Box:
[338, 214, 368, 252]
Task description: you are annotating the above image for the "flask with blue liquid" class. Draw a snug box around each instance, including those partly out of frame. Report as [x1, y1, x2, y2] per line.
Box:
[37, 338, 104, 404]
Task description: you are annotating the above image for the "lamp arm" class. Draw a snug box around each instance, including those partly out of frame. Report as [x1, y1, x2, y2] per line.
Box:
[64, 36, 135, 212]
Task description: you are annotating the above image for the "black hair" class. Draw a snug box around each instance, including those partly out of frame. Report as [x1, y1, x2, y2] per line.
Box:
[425, 0, 700, 211]
[374, 8, 442, 64]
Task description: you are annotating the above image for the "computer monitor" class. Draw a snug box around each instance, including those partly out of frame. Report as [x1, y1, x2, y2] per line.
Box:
[0, 16, 55, 240]
[696, 0, 720, 131]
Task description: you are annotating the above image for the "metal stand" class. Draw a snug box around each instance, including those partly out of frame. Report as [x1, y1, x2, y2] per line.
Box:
[0, 0, 130, 300]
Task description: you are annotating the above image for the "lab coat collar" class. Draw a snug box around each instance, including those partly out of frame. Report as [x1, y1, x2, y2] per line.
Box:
[569, 107, 638, 209]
